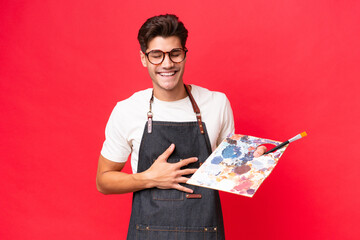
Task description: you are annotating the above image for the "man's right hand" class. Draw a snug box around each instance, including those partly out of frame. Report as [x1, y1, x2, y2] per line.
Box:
[144, 143, 198, 193]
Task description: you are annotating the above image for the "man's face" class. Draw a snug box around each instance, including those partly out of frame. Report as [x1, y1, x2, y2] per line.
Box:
[140, 36, 186, 94]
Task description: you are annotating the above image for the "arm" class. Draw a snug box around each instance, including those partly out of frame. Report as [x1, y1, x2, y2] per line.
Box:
[96, 143, 198, 195]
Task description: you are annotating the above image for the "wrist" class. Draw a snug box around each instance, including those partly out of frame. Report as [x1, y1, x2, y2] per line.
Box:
[134, 171, 154, 189]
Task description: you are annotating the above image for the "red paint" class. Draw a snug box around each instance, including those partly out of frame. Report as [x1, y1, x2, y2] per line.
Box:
[234, 180, 253, 192]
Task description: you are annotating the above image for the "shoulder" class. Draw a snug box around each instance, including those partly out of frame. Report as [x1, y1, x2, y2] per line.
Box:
[191, 85, 227, 98]
[106, 88, 151, 128]
[190, 85, 229, 106]
[117, 88, 152, 106]
[112, 88, 152, 113]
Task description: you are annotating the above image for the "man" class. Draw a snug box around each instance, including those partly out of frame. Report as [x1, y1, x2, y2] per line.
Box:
[96, 14, 266, 239]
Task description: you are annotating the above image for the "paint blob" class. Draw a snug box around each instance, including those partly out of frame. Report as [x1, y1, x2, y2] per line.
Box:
[211, 156, 223, 165]
[222, 145, 242, 159]
[234, 165, 251, 175]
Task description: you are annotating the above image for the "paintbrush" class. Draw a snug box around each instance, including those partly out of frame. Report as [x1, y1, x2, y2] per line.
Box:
[264, 132, 307, 154]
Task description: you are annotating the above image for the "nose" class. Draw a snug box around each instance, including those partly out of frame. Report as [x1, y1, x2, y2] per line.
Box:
[161, 53, 175, 68]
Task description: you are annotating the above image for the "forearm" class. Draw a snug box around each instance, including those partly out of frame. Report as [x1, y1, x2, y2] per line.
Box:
[96, 146, 198, 195]
[96, 170, 154, 195]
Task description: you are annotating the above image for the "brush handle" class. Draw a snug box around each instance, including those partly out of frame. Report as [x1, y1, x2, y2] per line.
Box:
[264, 140, 289, 154]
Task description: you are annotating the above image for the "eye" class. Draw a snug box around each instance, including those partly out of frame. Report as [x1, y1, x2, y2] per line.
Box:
[149, 51, 163, 58]
[170, 49, 182, 57]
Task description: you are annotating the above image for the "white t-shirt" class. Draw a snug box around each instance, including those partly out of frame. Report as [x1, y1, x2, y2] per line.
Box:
[101, 85, 235, 173]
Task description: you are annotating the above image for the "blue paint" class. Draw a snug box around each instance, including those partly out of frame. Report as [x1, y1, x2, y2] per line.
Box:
[222, 145, 242, 159]
[211, 156, 223, 165]
[241, 152, 254, 164]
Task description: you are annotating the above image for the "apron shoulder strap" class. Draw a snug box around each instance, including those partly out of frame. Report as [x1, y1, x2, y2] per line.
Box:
[184, 84, 205, 134]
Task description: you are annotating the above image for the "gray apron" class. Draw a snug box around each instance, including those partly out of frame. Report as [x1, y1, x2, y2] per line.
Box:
[127, 85, 225, 240]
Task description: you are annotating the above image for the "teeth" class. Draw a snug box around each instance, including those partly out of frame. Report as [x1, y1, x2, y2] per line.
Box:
[159, 72, 175, 76]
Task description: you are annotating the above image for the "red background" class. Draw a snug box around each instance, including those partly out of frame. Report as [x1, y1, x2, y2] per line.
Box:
[1, 0, 359, 239]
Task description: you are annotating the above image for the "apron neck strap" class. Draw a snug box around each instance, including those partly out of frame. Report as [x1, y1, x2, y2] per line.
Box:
[147, 84, 205, 134]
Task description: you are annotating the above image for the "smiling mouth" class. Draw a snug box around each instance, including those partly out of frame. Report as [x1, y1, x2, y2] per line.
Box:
[158, 71, 177, 77]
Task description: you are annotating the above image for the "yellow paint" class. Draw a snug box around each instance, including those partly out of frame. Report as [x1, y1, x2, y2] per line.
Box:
[300, 131, 307, 137]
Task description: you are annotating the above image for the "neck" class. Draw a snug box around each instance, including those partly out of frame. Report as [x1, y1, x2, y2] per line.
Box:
[153, 84, 189, 102]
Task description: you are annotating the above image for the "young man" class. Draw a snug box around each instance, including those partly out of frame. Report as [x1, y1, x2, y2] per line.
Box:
[97, 14, 266, 239]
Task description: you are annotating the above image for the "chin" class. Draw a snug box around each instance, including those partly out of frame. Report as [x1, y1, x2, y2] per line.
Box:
[161, 82, 179, 90]
[156, 78, 182, 91]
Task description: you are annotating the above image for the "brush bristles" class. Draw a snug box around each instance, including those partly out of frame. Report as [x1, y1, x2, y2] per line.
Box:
[300, 132, 307, 138]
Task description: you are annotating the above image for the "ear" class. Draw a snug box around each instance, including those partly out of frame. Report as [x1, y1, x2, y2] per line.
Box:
[140, 50, 147, 67]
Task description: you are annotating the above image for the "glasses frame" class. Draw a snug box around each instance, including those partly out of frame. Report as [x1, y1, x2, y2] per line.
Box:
[145, 48, 188, 65]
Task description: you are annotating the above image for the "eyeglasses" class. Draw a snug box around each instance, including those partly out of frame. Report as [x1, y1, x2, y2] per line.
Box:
[145, 48, 188, 65]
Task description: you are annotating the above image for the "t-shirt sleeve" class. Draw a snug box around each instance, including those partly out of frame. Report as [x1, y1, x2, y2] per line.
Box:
[100, 103, 132, 163]
[217, 95, 235, 146]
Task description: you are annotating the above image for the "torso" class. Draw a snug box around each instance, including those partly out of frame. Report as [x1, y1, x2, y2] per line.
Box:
[101, 84, 235, 173]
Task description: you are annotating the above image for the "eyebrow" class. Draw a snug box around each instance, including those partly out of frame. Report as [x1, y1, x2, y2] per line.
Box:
[148, 48, 183, 52]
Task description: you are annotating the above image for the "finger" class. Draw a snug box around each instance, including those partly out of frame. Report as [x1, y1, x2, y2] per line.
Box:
[178, 168, 197, 176]
[176, 177, 191, 184]
[177, 157, 198, 167]
[253, 146, 267, 157]
[173, 184, 194, 193]
[157, 143, 175, 161]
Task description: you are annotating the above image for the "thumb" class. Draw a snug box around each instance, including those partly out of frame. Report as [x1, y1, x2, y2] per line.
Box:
[254, 145, 267, 157]
[157, 143, 175, 161]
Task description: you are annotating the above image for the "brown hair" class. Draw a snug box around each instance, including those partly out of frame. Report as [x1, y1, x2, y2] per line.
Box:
[138, 14, 188, 53]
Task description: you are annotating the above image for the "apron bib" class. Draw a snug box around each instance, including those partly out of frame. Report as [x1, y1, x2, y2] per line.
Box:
[127, 85, 225, 240]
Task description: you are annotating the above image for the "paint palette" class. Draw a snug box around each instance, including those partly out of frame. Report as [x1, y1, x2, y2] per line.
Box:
[187, 134, 288, 197]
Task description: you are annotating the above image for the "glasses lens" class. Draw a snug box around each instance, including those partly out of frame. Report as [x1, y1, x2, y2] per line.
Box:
[170, 49, 186, 63]
[148, 50, 164, 64]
